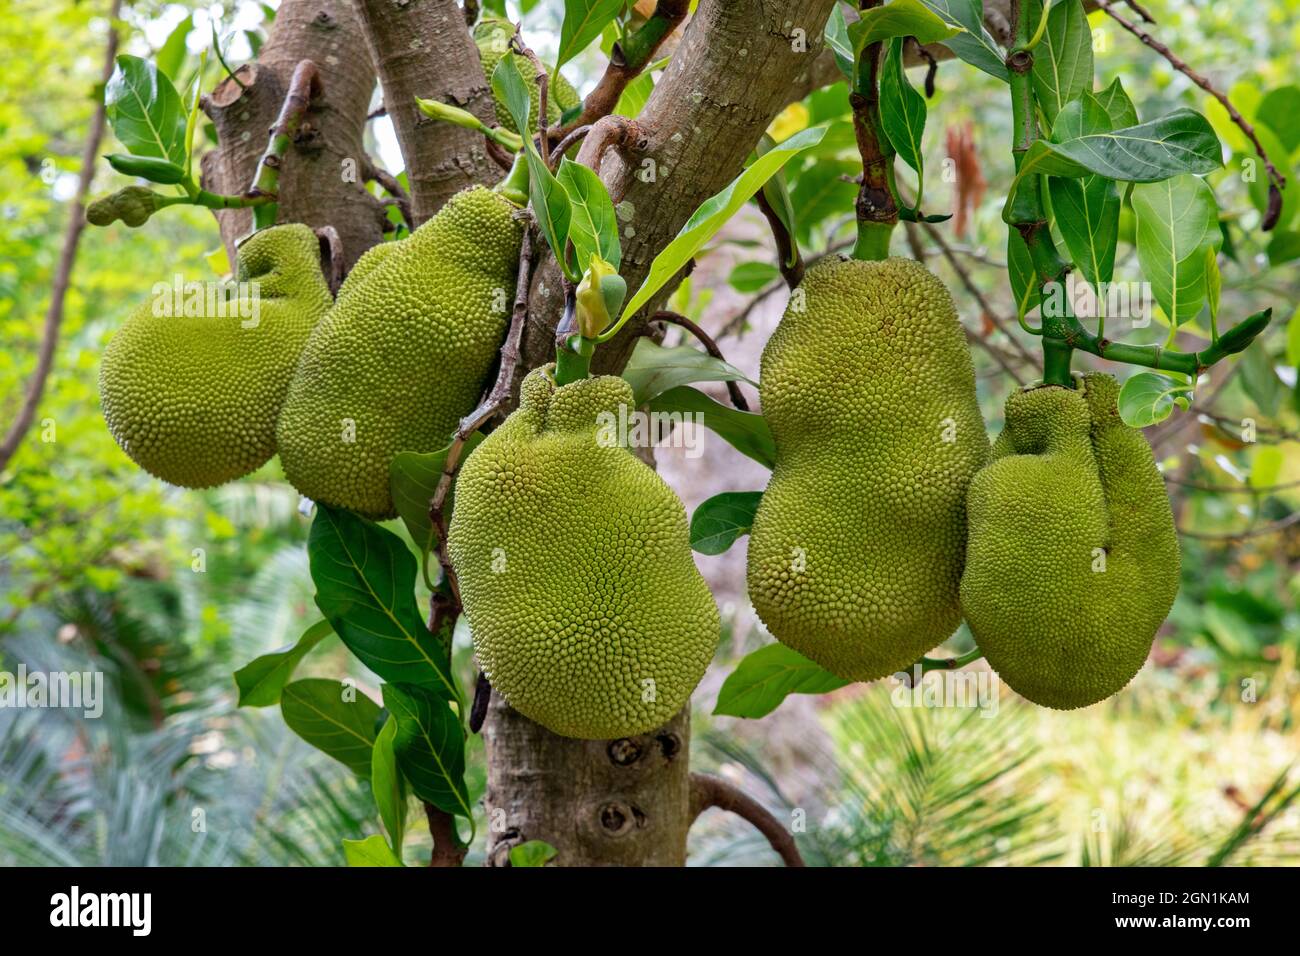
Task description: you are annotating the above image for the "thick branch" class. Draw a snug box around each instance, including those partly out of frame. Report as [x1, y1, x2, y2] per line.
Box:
[351, 0, 498, 223]
[689, 773, 805, 867]
[0, 0, 121, 474]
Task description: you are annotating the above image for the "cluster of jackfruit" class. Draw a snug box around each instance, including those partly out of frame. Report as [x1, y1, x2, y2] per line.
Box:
[960, 373, 1180, 709]
[99, 223, 332, 488]
[276, 185, 525, 518]
[747, 260, 1179, 710]
[747, 257, 989, 681]
[474, 17, 581, 134]
[449, 367, 720, 739]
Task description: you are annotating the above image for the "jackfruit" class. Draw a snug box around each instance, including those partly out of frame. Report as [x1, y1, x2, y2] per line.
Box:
[447, 366, 719, 739]
[746, 256, 989, 681]
[276, 185, 524, 519]
[474, 17, 581, 134]
[959, 373, 1180, 709]
[99, 223, 331, 488]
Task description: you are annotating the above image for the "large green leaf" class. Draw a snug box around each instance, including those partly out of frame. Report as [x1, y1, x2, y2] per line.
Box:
[342, 834, 404, 867]
[104, 55, 188, 165]
[234, 619, 334, 707]
[557, 157, 621, 270]
[919, 0, 1009, 81]
[156, 14, 194, 83]
[621, 337, 753, 406]
[690, 491, 763, 555]
[281, 679, 382, 778]
[714, 644, 849, 719]
[1047, 94, 1119, 290]
[788, 158, 860, 243]
[382, 683, 470, 820]
[648, 386, 775, 468]
[823, 3, 856, 81]
[1094, 76, 1139, 129]
[880, 37, 927, 210]
[849, 0, 960, 50]
[308, 506, 457, 699]
[1007, 228, 1042, 320]
[1131, 174, 1221, 325]
[389, 432, 485, 571]
[619, 125, 826, 321]
[1030, 0, 1093, 127]
[1117, 372, 1192, 427]
[371, 716, 407, 856]
[557, 0, 623, 69]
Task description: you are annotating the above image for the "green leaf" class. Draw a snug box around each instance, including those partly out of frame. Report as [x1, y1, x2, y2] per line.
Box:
[728, 260, 781, 293]
[557, 0, 623, 69]
[557, 157, 621, 270]
[647, 387, 775, 468]
[389, 433, 485, 572]
[1256, 85, 1300, 153]
[1117, 372, 1192, 427]
[823, 3, 856, 81]
[308, 505, 458, 699]
[1285, 305, 1300, 367]
[104, 55, 188, 165]
[281, 679, 382, 778]
[614, 70, 654, 118]
[622, 338, 753, 406]
[1030, 0, 1093, 127]
[1047, 94, 1119, 289]
[880, 37, 927, 210]
[490, 44, 532, 135]
[1007, 229, 1042, 321]
[919, 0, 1009, 81]
[1003, 109, 1223, 221]
[234, 619, 334, 707]
[714, 644, 849, 719]
[382, 683, 470, 820]
[1244, 124, 1297, 230]
[1250, 445, 1284, 491]
[509, 840, 559, 867]
[690, 491, 763, 555]
[619, 125, 826, 322]
[104, 153, 187, 185]
[156, 14, 194, 83]
[850, 0, 961, 51]
[789, 158, 860, 242]
[1131, 174, 1221, 326]
[1238, 344, 1282, 417]
[343, 834, 404, 867]
[1094, 76, 1138, 129]
[1268, 230, 1300, 266]
[371, 716, 407, 855]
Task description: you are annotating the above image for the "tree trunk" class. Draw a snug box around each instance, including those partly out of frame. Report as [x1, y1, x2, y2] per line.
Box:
[200, 0, 385, 271]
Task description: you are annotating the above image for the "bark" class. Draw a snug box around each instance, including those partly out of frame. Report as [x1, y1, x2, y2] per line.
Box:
[200, 0, 385, 271]
[351, 0, 499, 224]
[0, 0, 121, 473]
[482, 0, 837, 868]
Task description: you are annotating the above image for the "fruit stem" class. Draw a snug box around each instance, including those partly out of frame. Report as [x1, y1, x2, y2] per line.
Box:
[496, 153, 531, 207]
[1042, 337, 1075, 387]
[554, 335, 594, 385]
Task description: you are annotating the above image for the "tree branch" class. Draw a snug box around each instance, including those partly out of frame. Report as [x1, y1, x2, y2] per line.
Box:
[425, 802, 468, 867]
[689, 773, 805, 867]
[650, 311, 750, 411]
[0, 0, 121, 474]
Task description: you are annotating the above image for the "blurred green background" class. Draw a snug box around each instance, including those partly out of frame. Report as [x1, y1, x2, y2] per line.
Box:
[1, 0, 1297, 865]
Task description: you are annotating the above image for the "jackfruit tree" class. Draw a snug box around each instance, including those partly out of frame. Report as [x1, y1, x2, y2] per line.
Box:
[45, 0, 1291, 872]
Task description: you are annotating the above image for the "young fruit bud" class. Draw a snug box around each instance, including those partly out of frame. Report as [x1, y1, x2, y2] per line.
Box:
[574, 255, 626, 339]
[87, 186, 162, 228]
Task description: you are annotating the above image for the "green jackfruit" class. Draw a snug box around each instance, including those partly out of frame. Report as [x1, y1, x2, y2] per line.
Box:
[448, 366, 719, 739]
[276, 185, 524, 519]
[960, 373, 1180, 709]
[746, 256, 989, 681]
[474, 17, 581, 134]
[99, 223, 331, 488]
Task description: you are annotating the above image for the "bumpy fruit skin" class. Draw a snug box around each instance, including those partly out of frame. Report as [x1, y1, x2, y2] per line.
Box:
[960, 373, 1180, 709]
[276, 186, 524, 519]
[474, 18, 581, 134]
[448, 366, 720, 739]
[99, 223, 331, 488]
[747, 256, 989, 681]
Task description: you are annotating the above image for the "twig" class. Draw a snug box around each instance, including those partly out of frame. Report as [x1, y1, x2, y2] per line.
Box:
[425, 803, 468, 867]
[548, 124, 592, 167]
[754, 188, 804, 288]
[362, 158, 412, 230]
[0, 0, 122, 474]
[248, 59, 321, 207]
[716, 237, 856, 339]
[650, 311, 750, 411]
[367, 104, 387, 121]
[1094, 0, 1287, 229]
[427, 227, 539, 604]
[486, 137, 515, 171]
[510, 34, 551, 164]
[1124, 0, 1156, 22]
[1178, 510, 1300, 541]
[553, 0, 689, 140]
[688, 773, 805, 867]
